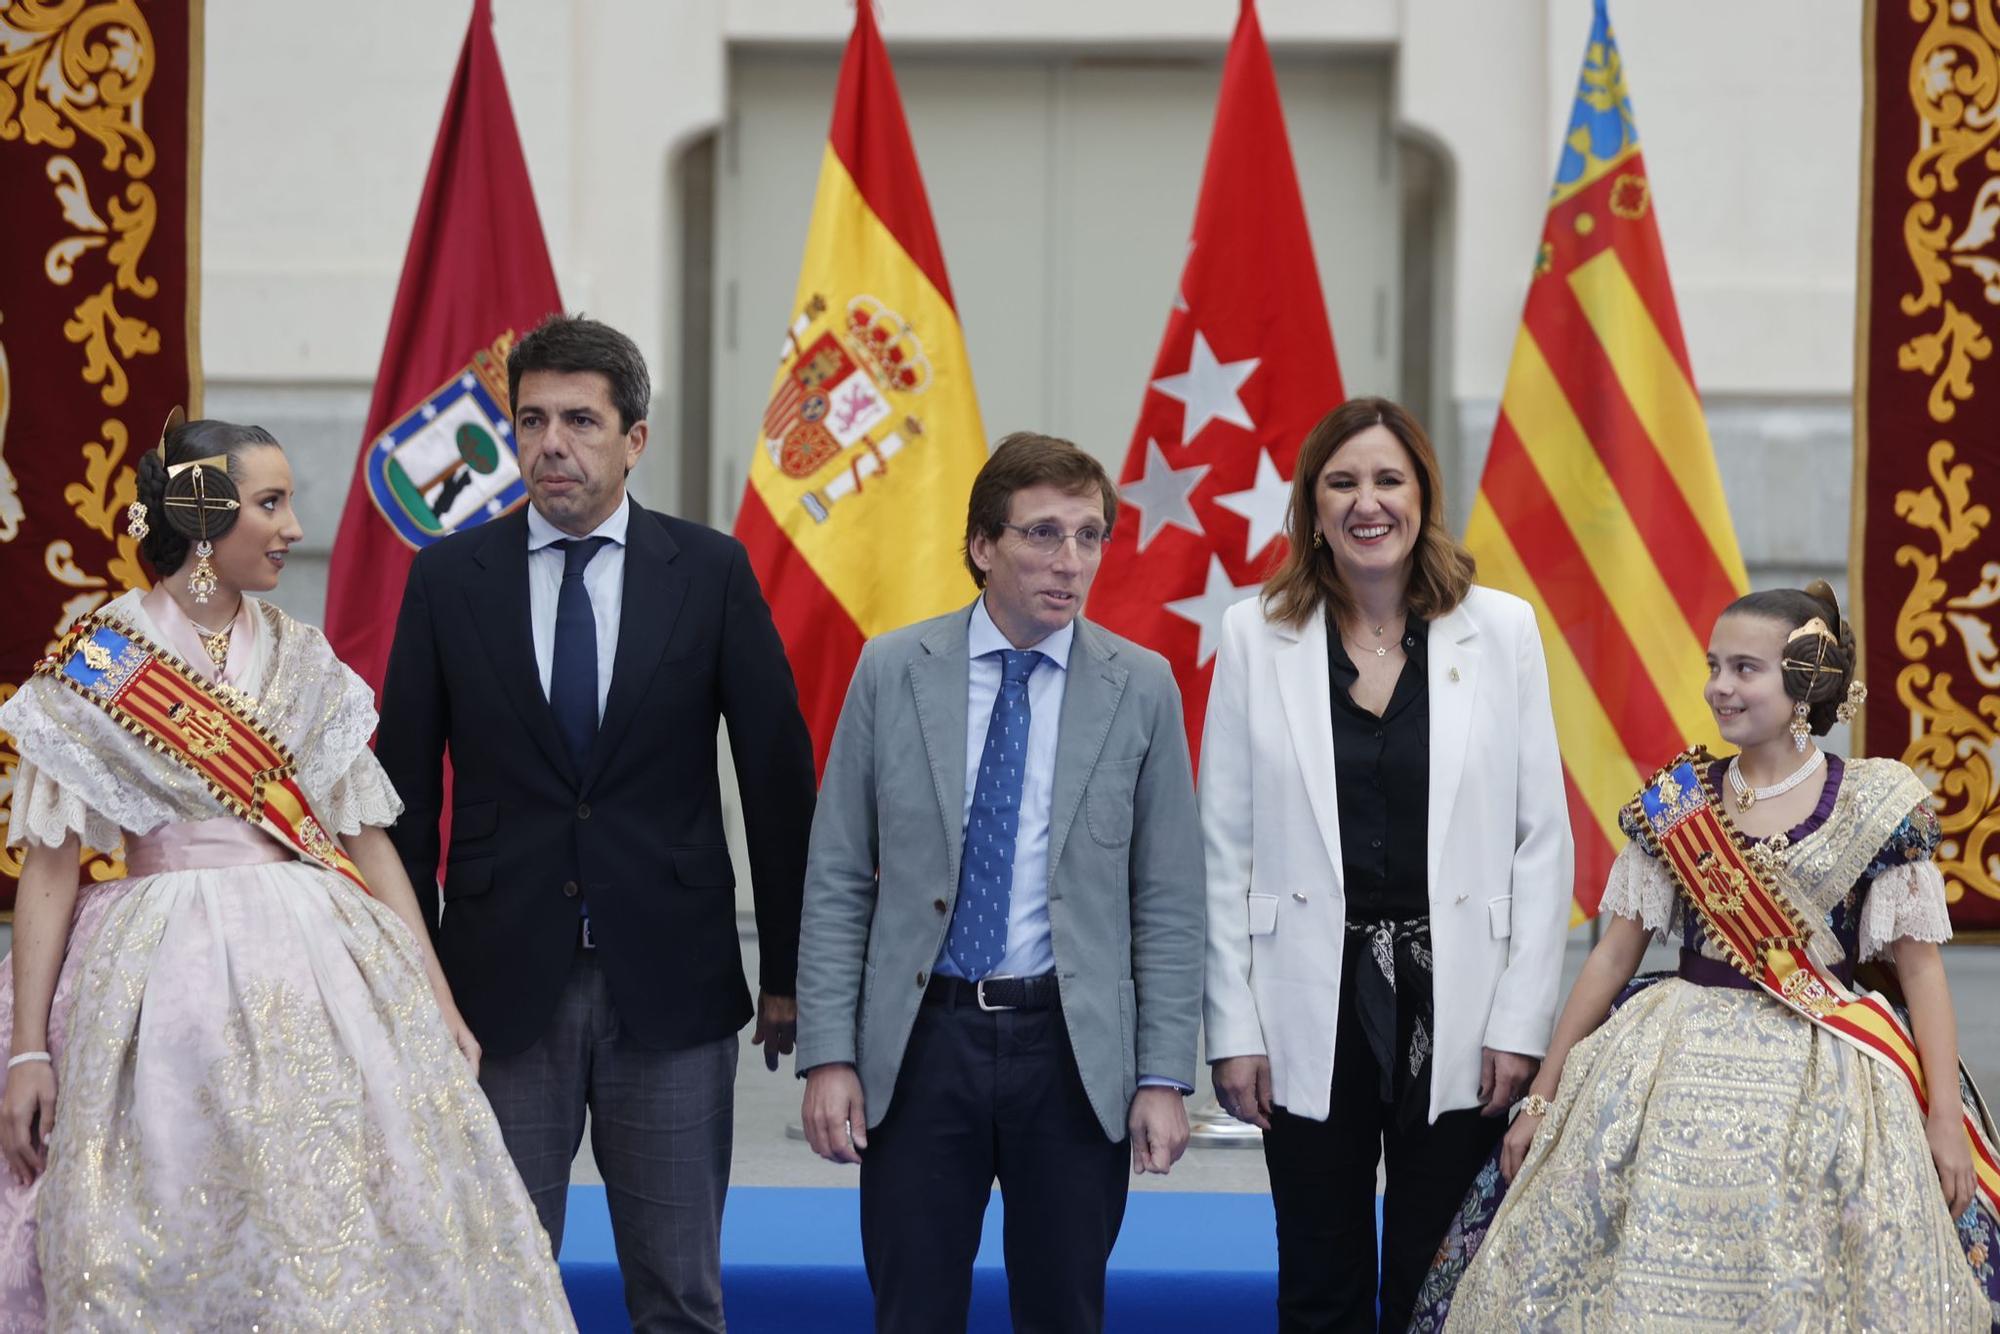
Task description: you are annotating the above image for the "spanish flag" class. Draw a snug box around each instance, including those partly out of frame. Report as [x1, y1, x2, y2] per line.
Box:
[734, 3, 987, 774]
[1466, 0, 1747, 918]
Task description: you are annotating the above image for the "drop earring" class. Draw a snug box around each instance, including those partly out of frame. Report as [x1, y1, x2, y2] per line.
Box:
[188, 539, 218, 604]
[1789, 700, 1811, 752]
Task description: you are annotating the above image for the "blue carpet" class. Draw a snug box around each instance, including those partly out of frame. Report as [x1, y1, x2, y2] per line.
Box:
[558, 1184, 1310, 1333]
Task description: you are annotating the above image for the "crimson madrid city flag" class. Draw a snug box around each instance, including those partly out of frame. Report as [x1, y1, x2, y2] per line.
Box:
[325, 0, 563, 693]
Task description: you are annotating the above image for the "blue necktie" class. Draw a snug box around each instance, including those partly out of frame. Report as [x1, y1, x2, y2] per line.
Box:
[550, 537, 610, 771]
[947, 649, 1041, 980]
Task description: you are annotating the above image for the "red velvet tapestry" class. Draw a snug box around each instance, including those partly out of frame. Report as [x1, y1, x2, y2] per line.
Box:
[0, 0, 204, 903]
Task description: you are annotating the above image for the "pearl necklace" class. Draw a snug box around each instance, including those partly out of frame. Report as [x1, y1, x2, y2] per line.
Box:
[1727, 749, 1824, 812]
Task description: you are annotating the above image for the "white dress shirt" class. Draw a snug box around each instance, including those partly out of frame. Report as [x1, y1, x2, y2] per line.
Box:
[527, 495, 629, 719]
[933, 596, 1072, 981]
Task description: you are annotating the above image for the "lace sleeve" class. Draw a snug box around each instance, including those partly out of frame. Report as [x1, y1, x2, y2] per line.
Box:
[1597, 840, 1677, 935]
[1858, 860, 1953, 960]
[316, 748, 404, 836]
[5, 757, 123, 852]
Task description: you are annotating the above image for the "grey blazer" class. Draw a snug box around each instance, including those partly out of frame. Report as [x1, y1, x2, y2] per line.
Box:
[795, 603, 1206, 1141]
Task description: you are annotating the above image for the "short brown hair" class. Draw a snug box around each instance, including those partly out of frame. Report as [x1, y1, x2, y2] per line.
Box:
[963, 432, 1118, 589]
[1261, 396, 1474, 628]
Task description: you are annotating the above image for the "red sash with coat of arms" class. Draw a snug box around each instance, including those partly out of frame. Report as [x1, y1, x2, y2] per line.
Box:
[34, 618, 370, 894]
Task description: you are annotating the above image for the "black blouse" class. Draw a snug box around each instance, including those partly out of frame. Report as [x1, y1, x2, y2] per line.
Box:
[1325, 611, 1430, 920]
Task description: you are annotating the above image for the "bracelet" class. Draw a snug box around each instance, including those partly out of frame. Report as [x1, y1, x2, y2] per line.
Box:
[1516, 1093, 1552, 1119]
[6, 1051, 50, 1070]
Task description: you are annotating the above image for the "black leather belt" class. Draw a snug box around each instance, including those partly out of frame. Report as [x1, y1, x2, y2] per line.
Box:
[924, 972, 1059, 1012]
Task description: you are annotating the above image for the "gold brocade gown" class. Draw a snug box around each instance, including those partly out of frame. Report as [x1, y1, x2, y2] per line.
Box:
[1441, 756, 1992, 1332]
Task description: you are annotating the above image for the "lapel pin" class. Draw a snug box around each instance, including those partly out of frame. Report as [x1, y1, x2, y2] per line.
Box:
[1448, 667, 1460, 683]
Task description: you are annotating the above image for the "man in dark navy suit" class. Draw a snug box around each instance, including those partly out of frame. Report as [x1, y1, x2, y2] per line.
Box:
[378, 314, 816, 1333]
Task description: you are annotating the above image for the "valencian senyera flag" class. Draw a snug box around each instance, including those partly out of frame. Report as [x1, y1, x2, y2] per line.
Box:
[0, 0, 205, 901]
[1465, 0, 1748, 920]
[733, 0, 987, 776]
[1854, 0, 2000, 932]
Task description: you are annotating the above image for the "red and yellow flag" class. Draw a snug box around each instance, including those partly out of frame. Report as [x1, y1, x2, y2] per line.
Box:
[1466, 0, 1748, 919]
[734, 3, 986, 774]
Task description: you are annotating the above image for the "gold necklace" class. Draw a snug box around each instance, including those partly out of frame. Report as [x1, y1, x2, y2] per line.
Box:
[1343, 617, 1402, 659]
[187, 609, 236, 672]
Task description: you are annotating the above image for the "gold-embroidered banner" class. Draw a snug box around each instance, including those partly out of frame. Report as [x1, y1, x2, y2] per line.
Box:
[1856, 0, 2000, 932]
[0, 0, 204, 903]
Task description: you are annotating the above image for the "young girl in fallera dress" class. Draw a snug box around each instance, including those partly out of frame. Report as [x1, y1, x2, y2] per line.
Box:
[1414, 583, 1998, 1331]
[0, 417, 575, 1330]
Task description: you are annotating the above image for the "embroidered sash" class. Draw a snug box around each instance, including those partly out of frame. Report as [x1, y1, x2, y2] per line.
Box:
[33, 617, 370, 894]
[1633, 749, 1998, 1215]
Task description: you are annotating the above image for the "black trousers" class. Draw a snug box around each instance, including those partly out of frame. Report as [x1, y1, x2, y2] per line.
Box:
[859, 991, 1130, 1334]
[1263, 966, 1504, 1333]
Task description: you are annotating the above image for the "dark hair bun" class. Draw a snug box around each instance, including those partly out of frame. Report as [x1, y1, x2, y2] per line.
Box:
[130, 415, 278, 579]
[158, 458, 241, 542]
[1779, 580, 1857, 736]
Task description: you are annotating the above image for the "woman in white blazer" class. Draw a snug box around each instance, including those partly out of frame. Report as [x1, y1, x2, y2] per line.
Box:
[1201, 397, 1572, 1332]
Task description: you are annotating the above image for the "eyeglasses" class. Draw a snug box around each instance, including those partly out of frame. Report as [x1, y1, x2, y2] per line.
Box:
[999, 521, 1112, 555]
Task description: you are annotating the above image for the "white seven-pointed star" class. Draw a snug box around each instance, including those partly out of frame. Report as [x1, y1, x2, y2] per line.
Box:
[1165, 555, 1261, 667]
[1214, 448, 1292, 561]
[1151, 331, 1259, 445]
[1121, 439, 1210, 551]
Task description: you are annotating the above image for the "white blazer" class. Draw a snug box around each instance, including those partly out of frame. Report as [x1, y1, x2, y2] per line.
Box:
[1200, 585, 1573, 1123]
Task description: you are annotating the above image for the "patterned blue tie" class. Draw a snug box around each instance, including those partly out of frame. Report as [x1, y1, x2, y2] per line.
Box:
[550, 537, 610, 771]
[947, 648, 1041, 980]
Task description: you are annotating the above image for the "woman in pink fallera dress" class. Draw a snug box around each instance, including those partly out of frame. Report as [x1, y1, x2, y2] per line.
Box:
[0, 417, 574, 1331]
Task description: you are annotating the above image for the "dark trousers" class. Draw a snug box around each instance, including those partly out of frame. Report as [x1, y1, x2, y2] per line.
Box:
[479, 950, 738, 1334]
[1263, 972, 1503, 1333]
[859, 992, 1130, 1334]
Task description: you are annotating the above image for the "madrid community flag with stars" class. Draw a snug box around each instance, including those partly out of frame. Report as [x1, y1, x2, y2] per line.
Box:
[1466, 0, 1747, 919]
[735, 0, 987, 775]
[1089, 0, 1344, 763]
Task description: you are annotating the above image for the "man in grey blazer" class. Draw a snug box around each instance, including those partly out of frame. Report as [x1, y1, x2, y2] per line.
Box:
[796, 432, 1206, 1334]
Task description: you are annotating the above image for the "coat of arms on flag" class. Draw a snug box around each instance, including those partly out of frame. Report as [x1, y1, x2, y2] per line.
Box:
[760, 292, 932, 524]
[362, 332, 525, 549]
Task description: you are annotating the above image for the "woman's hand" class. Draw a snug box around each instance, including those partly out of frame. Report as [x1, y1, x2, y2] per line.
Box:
[1479, 1047, 1538, 1116]
[439, 1003, 482, 1078]
[1499, 1102, 1543, 1182]
[1927, 1109, 1975, 1220]
[0, 1062, 57, 1187]
[1211, 1054, 1273, 1130]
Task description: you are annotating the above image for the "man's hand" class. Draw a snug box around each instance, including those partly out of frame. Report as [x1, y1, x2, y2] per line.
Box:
[1479, 1047, 1538, 1117]
[752, 992, 798, 1073]
[801, 1063, 868, 1165]
[1128, 1086, 1190, 1176]
[1211, 1054, 1273, 1130]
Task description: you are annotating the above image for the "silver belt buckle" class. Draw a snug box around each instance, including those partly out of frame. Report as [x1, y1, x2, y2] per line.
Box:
[975, 973, 1018, 1012]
